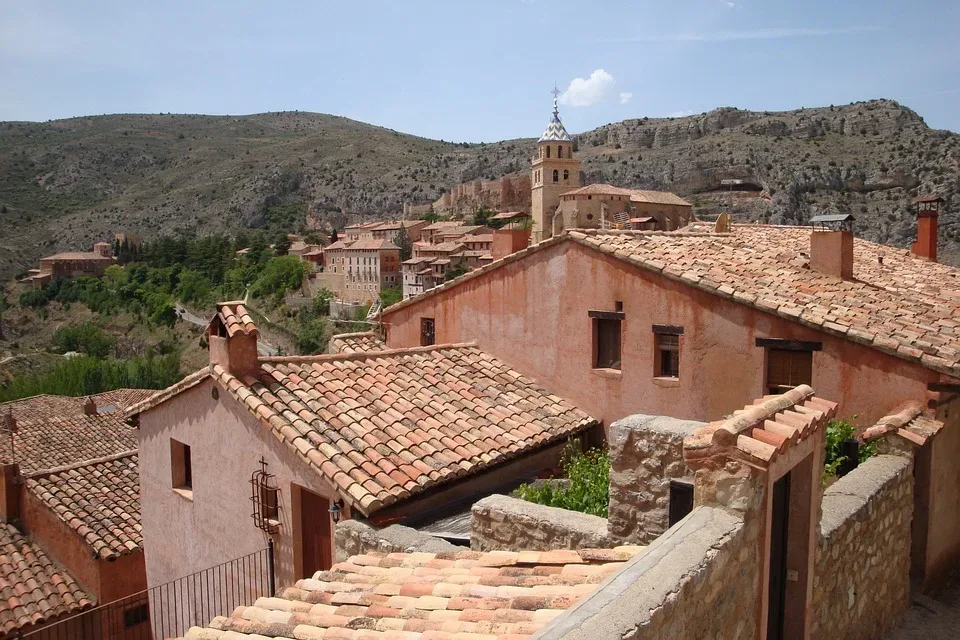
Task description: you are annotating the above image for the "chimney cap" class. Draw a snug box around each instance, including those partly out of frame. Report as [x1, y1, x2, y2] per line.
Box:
[810, 213, 855, 233]
[914, 195, 943, 204]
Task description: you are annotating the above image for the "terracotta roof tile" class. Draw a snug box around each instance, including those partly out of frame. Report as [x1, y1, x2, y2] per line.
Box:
[25, 452, 141, 560]
[0, 388, 157, 423]
[182, 547, 642, 640]
[386, 226, 960, 379]
[210, 345, 597, 516]
[328, 332, 387, 355]
[0, 524, 93, 636]
[863, 401, 944, 446]
[0, 414, 138, 475]
[215, 302, 258, 338]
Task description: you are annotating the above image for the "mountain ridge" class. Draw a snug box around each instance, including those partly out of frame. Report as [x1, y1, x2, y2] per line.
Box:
[0, 98, 957, 280]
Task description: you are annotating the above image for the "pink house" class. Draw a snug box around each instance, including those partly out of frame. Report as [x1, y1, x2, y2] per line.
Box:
[130, 303, 596, 593]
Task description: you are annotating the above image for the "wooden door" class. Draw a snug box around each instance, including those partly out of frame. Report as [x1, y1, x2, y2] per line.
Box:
[767, 472, 791, 640]
[300, 489, 332, 578]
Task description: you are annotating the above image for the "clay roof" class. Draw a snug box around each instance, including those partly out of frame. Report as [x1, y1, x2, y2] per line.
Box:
[559, 184, 691, 206]
[0, 414, 138, 475]
[0, 389, 156, 423]
[465, 235, 494, 243]
[373, 220, 427, 231]
[328, 332, 387, 355]
[384, 226, 960, 379]
[348, 239, 401, 251]
[325, 240, 353, 251]
[214, 302, 258, 338]
[684, 385, 837, 468]
[24, 452, 141, 560]
[439, 226, 491, 237]
[182, 547, 642, 640]
[0, 524, 93, 635]
[863, 402, 944, 446]
[125, 367, 211, 418]
[210, 344, 597, 515]
[40, 252, 112, 261]
[420, 242, 465, 253]
[345, 222, 383, 230]
[491, 211, 529, 220]
[422, 221, 463, 231]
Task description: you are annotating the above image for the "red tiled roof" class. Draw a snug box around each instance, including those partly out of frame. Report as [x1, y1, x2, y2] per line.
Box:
[422, 221, 464, 231]
[348, 239, 401, 251]
[384, 226, 960, 379]
[419, 242, 465, 253]
[559, 184, 691, 206]
[325, 240, 353, 251]
[215, 302, 258, 338]
[0, 524, 93, 636]
[183, 547, 643, 640]
[863, 402, 944, 446]
[125, 367, 211, 419]
[684, 385, 837, 467]
[491, 211, 529, 220]
[211, 344, 597, 515]
[25, 452, 141, 560]
[0, 389, 157, 423]
[40, 252, 112, 262]
[0, 414, 139, 476]
[328, 332, 387, 355]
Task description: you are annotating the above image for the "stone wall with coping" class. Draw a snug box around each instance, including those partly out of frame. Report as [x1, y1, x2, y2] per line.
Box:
[607, 414, 703, 544]
[470, 494, 613, 552]
[334, 519, 458, 562]
[533, 506, 759, 640]
[811, 454, 914, 640]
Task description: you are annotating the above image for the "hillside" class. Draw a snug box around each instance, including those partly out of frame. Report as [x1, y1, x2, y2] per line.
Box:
[1, 99, 958, 280]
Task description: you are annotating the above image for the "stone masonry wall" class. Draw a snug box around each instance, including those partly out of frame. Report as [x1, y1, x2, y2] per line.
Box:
[811, 454, 914, 640]
[534, 506, 759, 640]
[470, 494, 613, 552]
[334, 519, 458, 563]
[607, 415, 703, 544]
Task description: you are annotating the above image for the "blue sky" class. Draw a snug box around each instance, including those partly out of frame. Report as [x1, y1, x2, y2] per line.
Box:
[1, 1, 958, 141]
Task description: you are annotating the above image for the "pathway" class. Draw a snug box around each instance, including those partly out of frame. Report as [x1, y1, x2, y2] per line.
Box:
[887, 578, 960, 640]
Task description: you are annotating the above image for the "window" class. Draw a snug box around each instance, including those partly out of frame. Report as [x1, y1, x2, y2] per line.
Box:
[563, 169, 569, 181]
[766, 349, 813, 394]
[546, 146, 551, 158]
[653, 326, 683, 378]
[557, 145, 563, 158]
[171, 439, 192, 491]
[594, 319, 621, 369]
[420, 317, 435, 346]
[552, 169, 559, 183]
[123, 603, 150, 628]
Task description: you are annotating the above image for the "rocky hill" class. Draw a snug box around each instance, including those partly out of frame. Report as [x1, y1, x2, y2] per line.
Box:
[1, 99, 958, 280]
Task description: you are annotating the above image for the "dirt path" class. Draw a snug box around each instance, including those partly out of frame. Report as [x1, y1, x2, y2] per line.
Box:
[887, 578, 960, 640]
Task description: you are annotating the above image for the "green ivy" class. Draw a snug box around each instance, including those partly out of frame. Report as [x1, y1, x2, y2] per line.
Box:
[824, 417, 877, 482]
[515, 441, 610, 517]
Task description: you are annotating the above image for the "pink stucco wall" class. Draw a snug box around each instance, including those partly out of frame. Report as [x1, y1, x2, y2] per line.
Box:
[384, 240, 947, 428]
[138, 377, 340, 596]
[924, 395, 960, 587]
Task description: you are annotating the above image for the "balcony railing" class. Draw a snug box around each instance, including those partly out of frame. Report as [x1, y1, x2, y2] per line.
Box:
[19, 541, 274, 640]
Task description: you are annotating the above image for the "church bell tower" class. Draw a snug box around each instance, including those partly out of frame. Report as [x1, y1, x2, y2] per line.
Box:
[531, 88, 581, 242]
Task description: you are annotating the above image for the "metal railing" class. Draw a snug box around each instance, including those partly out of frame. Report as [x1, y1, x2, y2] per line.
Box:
[20, 541, 274, 640]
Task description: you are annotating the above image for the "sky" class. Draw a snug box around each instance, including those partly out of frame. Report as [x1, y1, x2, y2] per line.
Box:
[1, 0, 958, 141]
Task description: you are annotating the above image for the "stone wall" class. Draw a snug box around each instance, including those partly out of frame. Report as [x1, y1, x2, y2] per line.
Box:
[470, 494, 613, 552]
[607, 414, 703, 544]
[811, 454, 913, 640]
[334, 519, 458, 562]
[534, 506, 759, 640]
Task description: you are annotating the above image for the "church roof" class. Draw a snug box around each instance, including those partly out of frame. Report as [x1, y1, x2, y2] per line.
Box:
[539, 97, 572, 143]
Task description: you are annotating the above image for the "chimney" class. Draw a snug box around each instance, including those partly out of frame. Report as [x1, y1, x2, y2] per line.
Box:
[82, 396, 97, 415]
[491, 227, 532, 261]
[208, 302, 260, 377]
[809, 214, 855, 280]
[911, 196, 941, 262]
[0, 412, 19, 523]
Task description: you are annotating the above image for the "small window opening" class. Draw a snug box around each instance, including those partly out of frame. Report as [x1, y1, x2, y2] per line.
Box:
[558, 146, 563, 158]
[563, 169, 569, 181]
[655, 332, 681, 378]
[594, 318, 622, 370]
[766, 349, 813, 394]
[123, 603, 150, 628]
[251, 457, 280, 532]
[553, 170, 559, 183]
[546, 146, 551, 158]
[420, 318, 435, 346]
[171, 439, 192, 491]
[668, 480, 694, 526]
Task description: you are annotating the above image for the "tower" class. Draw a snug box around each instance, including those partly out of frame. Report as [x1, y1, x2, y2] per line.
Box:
[531, 89, 581, 242]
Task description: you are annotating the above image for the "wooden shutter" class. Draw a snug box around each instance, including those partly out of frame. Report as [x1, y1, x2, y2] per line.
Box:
[595, 319, 621, 369]
[767, 349, 812, 393]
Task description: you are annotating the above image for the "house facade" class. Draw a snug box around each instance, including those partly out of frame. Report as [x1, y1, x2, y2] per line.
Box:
[20, 242, 114, 289]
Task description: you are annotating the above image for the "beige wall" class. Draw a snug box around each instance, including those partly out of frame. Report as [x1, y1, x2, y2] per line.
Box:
[923, 393, 960, 588]
[383, 239, 943, 429]
[138, 378, 340, 594]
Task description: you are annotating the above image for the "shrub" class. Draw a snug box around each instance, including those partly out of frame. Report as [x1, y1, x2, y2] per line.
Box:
[515, 442, 610, 517]
[824, 417, 876, 481]
[51, 322, 115, 358]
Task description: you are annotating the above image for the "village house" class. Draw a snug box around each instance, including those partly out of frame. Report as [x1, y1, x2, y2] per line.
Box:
[0, 391, 149, 638]
[311, 237, 401, 303]
[369, 219, 429, 244]
[128, 303, 598, 604]
[19, 242, 114, 289]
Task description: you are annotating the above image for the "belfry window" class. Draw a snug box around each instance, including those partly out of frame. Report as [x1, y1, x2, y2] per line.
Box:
[546, 146, 551, 158]
[558, 146, 563, 158]
[553, 170, 559, 183]
[563, 170, 569, 181]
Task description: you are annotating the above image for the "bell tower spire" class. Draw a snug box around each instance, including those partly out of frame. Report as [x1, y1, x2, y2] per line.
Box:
[531, 88, 581, 242]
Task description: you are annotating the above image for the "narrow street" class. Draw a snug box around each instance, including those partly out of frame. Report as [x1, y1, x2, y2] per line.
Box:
[887, 579, 960, 640]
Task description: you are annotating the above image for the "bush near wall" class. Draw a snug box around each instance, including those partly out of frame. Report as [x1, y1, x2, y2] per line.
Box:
[515, 443, 610, 517]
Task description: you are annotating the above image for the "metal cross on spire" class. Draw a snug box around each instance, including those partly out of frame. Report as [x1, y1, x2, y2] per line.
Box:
[551, 85, 561, 117]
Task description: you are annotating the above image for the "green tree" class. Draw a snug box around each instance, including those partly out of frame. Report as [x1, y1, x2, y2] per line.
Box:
[297, 317, 329, 354]
[329, 229, 339, 244]
[445, 260, 469, 281]
[272, 231, 292, 256]
[472, 205, 495, 227]
[379, 286, 402, 309]
[312, 289, 334, 316]
[51, 322, 115, 358]
[395, 226, 413, 261]
[174, 269, 212, 306]
[251, 255, 306, 300]
[515, 442, 610, 517]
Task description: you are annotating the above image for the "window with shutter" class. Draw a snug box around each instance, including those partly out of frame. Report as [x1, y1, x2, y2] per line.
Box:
[766, 349, 812, 394]
[594, 319, 621, 369]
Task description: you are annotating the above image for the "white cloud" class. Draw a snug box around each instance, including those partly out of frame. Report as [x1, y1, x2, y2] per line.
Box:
[619, 92, 633, 104]
[667, 109, 694, 118]
[725, 1, 736, 7]
[560, 69, 620, 107]
[599, 25, 881, 44]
